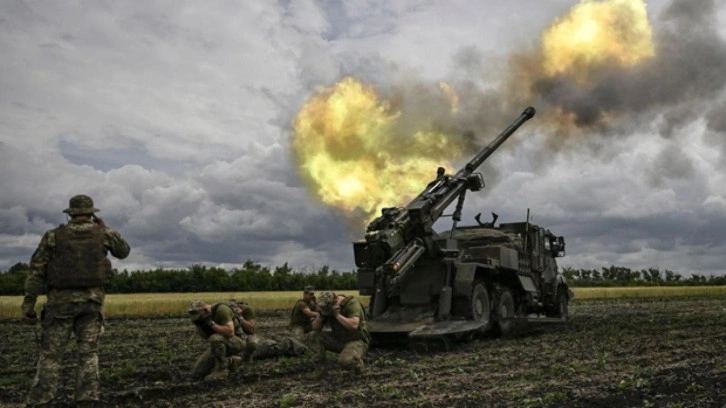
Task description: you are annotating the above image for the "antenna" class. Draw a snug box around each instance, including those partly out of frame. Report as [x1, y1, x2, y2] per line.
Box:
[524, 208, 530, 250]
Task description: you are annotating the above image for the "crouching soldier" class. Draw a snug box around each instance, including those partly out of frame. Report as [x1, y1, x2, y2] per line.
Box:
[188, 299, 247, 380]
[306, 291, 370, 379]
[227, 300, 257, 362]
[289, 285, 319, 341]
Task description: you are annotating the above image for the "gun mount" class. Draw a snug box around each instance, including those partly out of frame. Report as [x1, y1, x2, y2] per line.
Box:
[353, 107, 571, 346]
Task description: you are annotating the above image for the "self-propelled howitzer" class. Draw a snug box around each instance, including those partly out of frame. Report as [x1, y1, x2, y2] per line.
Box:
[354, 106, 571, 346]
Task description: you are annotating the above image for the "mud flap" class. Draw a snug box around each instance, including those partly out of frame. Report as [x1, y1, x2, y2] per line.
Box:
[408, 320, 489, 338]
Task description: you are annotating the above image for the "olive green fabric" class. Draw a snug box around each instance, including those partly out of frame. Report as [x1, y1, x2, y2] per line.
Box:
[322, 296, 370, 344]
[290, 299, 313, 326]
[232, 303, 255, 335]
[305, 295, 370, 375]
[211, 303, 234, 326]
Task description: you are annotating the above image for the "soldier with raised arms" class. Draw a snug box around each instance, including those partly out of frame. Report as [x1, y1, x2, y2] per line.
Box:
[188, 299, 256, 380]
[289, 285, 319, 341]
[306, 291, 370, 378]
[21, 194, 130, 408]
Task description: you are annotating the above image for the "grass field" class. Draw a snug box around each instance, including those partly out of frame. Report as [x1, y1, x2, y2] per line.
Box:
[0, 294, 723, 407]
[1, 286, 724, 318]
[0, 290, 364, 318]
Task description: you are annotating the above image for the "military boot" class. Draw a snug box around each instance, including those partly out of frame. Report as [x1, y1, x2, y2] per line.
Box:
[228, 356, 243, 373]
[307, 361, 329, 380]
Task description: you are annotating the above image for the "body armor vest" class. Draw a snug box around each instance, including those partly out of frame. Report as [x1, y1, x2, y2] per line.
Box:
[46, 224, 111, 289]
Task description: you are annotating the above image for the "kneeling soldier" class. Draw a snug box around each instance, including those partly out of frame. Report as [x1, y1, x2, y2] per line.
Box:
[306, 291, 370, 378]
[289, 285, 319, 341]
[188, 299, 247, 380]
[227, 299, 257, 362]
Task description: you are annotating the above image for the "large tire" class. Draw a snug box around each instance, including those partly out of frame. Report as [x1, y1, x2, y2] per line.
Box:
[467, 282, 491, 333]
[553, 288, 569, 322]
[494, 288, 515, 336]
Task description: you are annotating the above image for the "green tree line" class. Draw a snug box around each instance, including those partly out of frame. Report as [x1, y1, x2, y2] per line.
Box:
[0, 262, 723, 295]
[562, 265, 726, 287]
[0, 260, 358, 296]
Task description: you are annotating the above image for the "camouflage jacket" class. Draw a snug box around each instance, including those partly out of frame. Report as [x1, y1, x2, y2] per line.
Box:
[323, 296, 370, 344]
[21, 218, 130, 314]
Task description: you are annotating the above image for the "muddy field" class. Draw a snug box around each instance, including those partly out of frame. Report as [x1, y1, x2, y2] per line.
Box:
[1, 296, 724, 408]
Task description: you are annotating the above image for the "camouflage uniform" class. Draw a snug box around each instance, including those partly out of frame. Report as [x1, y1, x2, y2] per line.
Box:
[290, 285, 317, 342]
[21, 195, 130, 406]
[290, 299, 311, 341]
[190, 302, 246, 379]
[252, 337, 308, 360]
[234, 301, 258, 362]
[306, 292, 370, 374]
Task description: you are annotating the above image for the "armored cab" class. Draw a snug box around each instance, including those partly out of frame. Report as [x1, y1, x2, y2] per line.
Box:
[353, 107, 571, 345]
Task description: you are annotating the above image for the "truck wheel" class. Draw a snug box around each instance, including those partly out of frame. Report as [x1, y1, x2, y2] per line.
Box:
[554, 289, 569, 322]
[468, 282, 491, 333]
[495, 289, 515, 336]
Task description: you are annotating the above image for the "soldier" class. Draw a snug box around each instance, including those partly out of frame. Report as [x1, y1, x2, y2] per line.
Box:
[188, 299, 251, 380]
[229, 299, 308, 361]
[227, 300, 257, 362]
[21, 194, 130, 408]
[289, 285, 319, 341]
[306, 291, 370, 378]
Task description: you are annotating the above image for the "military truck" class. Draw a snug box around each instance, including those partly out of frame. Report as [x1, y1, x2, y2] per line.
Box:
[352, 107, 571, 346]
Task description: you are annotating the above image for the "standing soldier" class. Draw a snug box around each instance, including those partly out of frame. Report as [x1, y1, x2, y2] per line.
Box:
[289, 285, 319, 341]
[21, 194, 130, 408]
[306, 291, 370, 379]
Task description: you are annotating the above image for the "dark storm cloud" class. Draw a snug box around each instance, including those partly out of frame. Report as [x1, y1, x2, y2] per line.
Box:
[2, 0, 726, 278]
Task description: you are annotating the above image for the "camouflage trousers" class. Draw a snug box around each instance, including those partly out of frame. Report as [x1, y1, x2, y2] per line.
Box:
[290, 324, 307, 342]
[26, 301, 104, 405]
[305, 331, 368, 372]
[253, 337, 308, 360]
[191, 334, 252, 378]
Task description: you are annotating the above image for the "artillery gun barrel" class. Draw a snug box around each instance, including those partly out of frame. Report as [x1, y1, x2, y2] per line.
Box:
[427, 106, 536, 222]
[458, 106, 535, 178]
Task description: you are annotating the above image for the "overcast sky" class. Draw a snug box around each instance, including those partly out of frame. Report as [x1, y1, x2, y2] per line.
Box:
[2, 0, 726, 277]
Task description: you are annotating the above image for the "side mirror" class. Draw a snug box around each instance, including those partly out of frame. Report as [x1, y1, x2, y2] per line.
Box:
[549, 236, 566, 257]
[555, 236, 566, 257]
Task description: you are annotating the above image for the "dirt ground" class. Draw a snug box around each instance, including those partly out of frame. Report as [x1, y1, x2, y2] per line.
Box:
[0, 296, 724, 408]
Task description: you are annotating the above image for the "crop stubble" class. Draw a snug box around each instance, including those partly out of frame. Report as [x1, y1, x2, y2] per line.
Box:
[0, 296, 723, 407]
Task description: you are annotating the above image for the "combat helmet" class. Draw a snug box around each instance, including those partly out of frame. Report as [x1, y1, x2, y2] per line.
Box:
[63, 194, 99, 216]
[317, 291, 337, 315]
